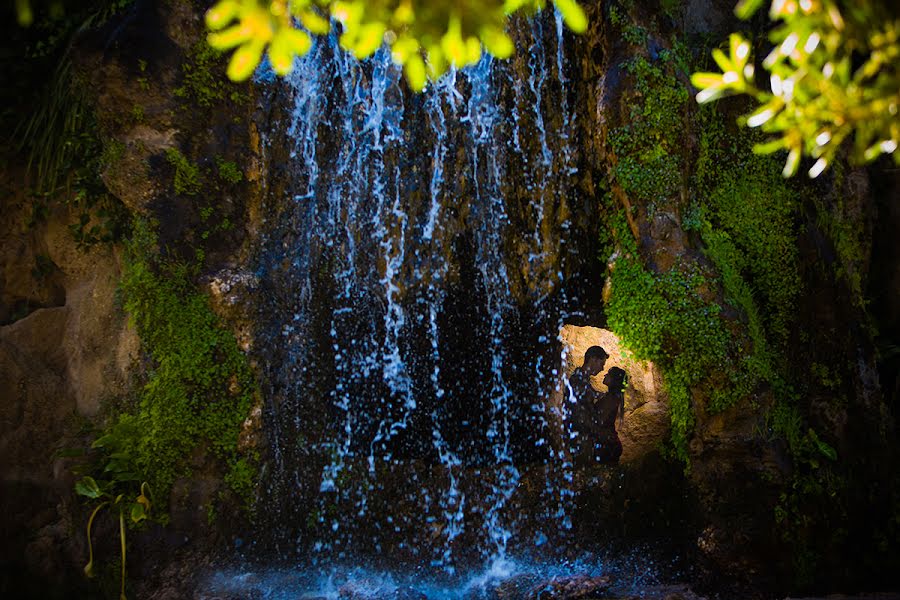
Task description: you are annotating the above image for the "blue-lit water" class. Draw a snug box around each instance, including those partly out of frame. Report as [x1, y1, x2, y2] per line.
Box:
[250, 11, 627, 583]
[201, 553, 683, 599]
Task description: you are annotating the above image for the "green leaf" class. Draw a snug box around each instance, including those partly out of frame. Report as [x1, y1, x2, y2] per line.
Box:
[91, 434, 117, 449]
[76, 476, 103, 499]
[283, 27, 312, 56]
[554, 0, 588, 34]
[753, 137, 788, 154]
[350, 23, 386, 59]
[208, 24, 251, 51]
[269, 30, 299, 75]
[691, 72, 724, 89]
[205, 0, 240, 30]
[481, 27, 514, 59]
[130, 502, 146, 523]
[299, 10, 331, 35]
[227, 41, 265, 81]
[734, 0, 766, 20]
[404, 54, 427, 92]
[712, 48, 732, 73]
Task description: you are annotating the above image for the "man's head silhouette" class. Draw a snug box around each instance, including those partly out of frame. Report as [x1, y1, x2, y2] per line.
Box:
[582, 346, 609, 377]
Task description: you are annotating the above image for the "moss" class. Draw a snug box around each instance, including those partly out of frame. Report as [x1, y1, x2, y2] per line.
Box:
[215, 155, 243, 184]
[603, 50, 802, 460]
[606, 210, 731, 462]
[112, 219, 259, 509]
[174, 41, 241, 108]
[609, 4, 648, 45]
[608, 56, 689, 205]
[812, 161, 868, 309]
[165, 147, 201, 195]
[693, 107, 802, 346]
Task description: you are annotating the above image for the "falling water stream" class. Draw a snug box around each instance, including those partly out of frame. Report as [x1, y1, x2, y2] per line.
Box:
[217, 11, 648, 597]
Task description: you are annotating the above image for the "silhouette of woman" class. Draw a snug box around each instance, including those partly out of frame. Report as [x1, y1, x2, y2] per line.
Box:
[593, 367, 626, 464]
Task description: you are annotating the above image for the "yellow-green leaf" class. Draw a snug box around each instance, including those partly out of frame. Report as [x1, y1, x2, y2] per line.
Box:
[481, 27, 514, 59]
[269, 32, 295, 75]
[734, 0, 766, 20]
[466, 37, 482, 65]
[285, 27, 312, 55]
[554, 0, 588, 34]
[441, 17, 467, 66]
[130, 502, 146, 524]
[426, 45, 447, 79]
[351, 23, 385, 59]
[391, 36, 419, 64]
[782, 147, 801, 177]
[300, 9, 331, 35]
[76, 476, 102, 499]
[205, 0, 240, 30]
[712, 48, 731, 73]
[208, 24, 252, 51]
[404, 54, 427, 92]
[691, 72, 724, 89]
[227, 42, 265, 81]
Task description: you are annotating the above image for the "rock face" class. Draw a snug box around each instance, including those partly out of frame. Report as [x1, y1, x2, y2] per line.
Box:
[0, 199, 138, 595]
[556, 325, 669, 464]
[1, 1, 263, 596]
[1, 0, 898, 597]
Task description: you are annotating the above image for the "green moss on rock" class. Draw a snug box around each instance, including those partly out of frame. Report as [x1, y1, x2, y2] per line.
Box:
[112, 219, 258, 509]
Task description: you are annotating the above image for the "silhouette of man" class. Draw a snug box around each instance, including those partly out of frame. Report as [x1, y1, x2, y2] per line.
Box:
[565, 346, 608, 465]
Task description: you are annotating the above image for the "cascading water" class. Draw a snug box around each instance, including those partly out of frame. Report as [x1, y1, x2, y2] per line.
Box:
[253, 11, 608, 577]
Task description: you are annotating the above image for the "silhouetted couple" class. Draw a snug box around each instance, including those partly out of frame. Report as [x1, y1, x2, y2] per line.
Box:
[566, 346, 626, 466]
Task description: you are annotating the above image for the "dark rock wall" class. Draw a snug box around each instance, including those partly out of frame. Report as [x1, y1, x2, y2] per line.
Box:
[0, 0, 897, 597]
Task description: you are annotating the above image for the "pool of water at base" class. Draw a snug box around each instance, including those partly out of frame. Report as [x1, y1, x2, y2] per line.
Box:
[200, 552, 699, 600]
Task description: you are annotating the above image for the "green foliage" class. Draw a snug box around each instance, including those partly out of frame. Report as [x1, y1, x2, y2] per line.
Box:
[809, 161, 868, 307]
[609, 4, 647, 46]
[691, 1, 899, 177]
[12, 0, 134, 193]
[609, 56, 689, 204]
[605, 211, 731, 462]
[604, 50, 803, 461]
[205, 0, 588, 90]
[174, 41, 239, 108]
[74, 416, 152, 600]
[216, 155, 243, 184]
[165, 147, 201, 195]
[10, 1, 132, 249]
[116, 219, 259, 505]
[683, 108, 802, 416]
[768, 399, 843, 584]
[693, 109, 802, 345]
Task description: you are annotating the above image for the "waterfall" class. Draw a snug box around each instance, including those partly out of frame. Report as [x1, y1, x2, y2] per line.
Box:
[257, 11, 584, 570]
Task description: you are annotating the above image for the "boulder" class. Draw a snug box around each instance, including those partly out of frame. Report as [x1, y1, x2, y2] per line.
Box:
[554, 325, 669, 464]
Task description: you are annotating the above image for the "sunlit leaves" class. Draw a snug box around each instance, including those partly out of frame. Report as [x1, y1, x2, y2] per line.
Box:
[205, 0, 588, 90]
[691, 1, 900, 177]
[553, 0, 588, 33]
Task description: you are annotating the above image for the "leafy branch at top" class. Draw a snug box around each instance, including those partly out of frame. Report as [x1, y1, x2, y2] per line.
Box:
[691, 0, 899, 177]
[205, 0, 588, 91]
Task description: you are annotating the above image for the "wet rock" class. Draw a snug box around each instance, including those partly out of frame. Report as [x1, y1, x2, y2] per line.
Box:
[338, 580, 427, 600]
[102, 127, 178, 214]
[207, 267, 259, 353]
[494, 574, 543, 600]
[521, 575, 612, 600]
